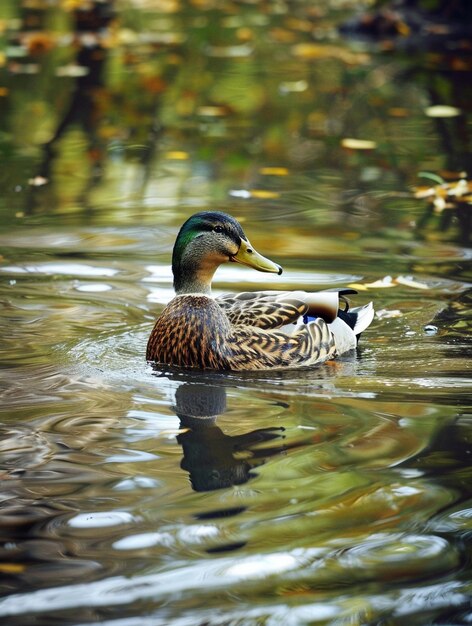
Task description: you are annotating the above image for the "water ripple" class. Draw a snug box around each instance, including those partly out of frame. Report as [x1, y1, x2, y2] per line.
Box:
[0, 538, 463, 619]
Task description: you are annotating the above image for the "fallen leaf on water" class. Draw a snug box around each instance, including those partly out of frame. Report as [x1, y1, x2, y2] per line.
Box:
[28, 176, 48, 187]
[448, 178, 469, 197]
[425, 105, 461, 118]
[349, 276, 395, 291]
[376, 309, 403, 319]
[164, 151, 189, 160]
[349, 275, 429, 291]
[229, 189, 251, 199]
[249, 190, 280, 199]
[56, 64, 89, 78]
[291, 43, 370, 65]
[341, 138, 377, 150]
[395, 275, 429, 290]
[196, 105, 228, 117]
[205, 44, 253, 59]
[236, 27, 253, 42]
[413, 174, 471, 213]
[348, 283, 368, 291]
[0, 563, 26, 574]
[259, 167, 289, 176]
[279, 80, 308, 93]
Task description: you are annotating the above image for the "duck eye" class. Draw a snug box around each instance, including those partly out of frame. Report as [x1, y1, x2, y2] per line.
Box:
[213, 225, 224, 233]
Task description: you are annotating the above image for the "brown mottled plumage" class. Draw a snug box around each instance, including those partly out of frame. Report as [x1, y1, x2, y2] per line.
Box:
[146, 293, 336, 369]
[146, 212, 374, 371]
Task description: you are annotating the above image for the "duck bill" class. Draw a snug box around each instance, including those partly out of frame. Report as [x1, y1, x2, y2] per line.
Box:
[231, 239, 283, 275]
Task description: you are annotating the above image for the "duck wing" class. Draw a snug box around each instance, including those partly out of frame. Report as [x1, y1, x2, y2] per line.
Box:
[216, 290, 347, 329]
[216, 291, 307, 329]
[226, 317, 336, 370]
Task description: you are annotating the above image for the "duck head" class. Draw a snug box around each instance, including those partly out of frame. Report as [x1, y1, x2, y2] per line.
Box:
[172, 211, 282, 294]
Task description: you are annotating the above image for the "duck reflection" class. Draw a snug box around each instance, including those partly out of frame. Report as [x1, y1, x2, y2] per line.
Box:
[173, 383, 286, 492]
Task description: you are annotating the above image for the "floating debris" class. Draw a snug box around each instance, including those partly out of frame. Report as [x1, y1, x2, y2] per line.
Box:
[56, 64, 89, 78]
[395, 275, 429, 290]
[291, 43, 370, 65]
[349, 276, 395, 290]
[249, 189, 280, 199]
[259, 167, 289, 176]
[229, 189, 280, 199]
[349, 275, 430, 291]
[164, 151, 189, 160]
[28, 176, 48, 187]
[341, 138, 377, 150]
[196, 105, 228, 117]
[376, 309, 402, 319]
[424, 105, 461, 118]
[413, 173, 472, 214]
[279, 80, 308, 94]
[205, 44, 253, 58]
[229, 189, 251, 199]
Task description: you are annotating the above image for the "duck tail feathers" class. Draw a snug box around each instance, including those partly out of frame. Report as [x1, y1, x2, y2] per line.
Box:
[335, 301, 374, 337]
[352, 302, 375, 336]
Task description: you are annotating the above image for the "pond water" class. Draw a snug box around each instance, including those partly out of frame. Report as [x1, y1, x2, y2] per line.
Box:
[0, 1, 471, 625]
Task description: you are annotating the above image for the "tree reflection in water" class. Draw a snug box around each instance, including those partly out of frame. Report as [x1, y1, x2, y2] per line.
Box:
[25, 1, 116, 210]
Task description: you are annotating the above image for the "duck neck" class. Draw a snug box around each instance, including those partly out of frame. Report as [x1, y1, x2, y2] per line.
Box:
[173, 260, 216, 295]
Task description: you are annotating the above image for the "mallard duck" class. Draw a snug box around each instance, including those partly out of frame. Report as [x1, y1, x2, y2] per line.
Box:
[146, 211, 374, 370]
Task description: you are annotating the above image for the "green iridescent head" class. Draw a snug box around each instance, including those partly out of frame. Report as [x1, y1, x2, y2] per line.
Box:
[171, 211, 282, 294]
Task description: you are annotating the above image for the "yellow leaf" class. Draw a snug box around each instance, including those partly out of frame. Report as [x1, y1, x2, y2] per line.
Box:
[249, 189, 280, 199]
[291, 43, 370, 65]
[348, 283, 368, 291]
[164, 151, 189, 161]
[259, 167, 289, 176]
[0, 563, 26, 574]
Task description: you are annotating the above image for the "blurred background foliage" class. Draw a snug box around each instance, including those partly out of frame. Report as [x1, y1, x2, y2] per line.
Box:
[0, 0, 470, 242]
